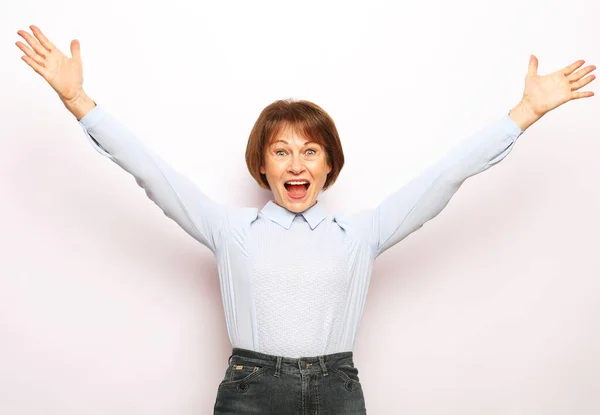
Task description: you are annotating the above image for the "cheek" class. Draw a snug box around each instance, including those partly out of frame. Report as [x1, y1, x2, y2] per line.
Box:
[261, 158, 277, 174]
[263, 164, 286, 180]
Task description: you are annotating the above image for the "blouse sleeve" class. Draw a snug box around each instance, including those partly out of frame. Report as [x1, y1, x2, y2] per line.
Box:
[78, 105, 232, 254]
[352, 113, 524, 259]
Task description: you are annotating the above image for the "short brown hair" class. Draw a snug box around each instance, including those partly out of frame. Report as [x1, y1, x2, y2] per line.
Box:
[245, 99, 345, 191]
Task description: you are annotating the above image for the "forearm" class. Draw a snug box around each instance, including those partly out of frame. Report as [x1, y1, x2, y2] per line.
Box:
[509, 99, 542, 131]
[62, 89, 96, 120]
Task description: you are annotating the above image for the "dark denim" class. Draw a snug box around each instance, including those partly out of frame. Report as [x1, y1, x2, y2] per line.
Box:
[213, 347, 367, 414]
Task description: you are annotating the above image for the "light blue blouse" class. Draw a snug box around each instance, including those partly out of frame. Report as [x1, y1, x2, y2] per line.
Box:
[79, 106, 523, 358]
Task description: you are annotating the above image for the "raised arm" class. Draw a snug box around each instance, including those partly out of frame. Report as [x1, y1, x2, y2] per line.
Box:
[78, 104, 231, 253]
[354, 55, 596, 259]
[365, 112, 523, 258]
[16, 25, 234, 253]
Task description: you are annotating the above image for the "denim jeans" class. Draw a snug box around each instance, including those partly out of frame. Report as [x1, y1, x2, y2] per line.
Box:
[213, 347, 367, 414]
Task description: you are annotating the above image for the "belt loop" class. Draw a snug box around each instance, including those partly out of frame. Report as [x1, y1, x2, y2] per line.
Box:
[228, 352, 234, 366]
[319, 356, 328, 376]
[274, 356, 282, 377]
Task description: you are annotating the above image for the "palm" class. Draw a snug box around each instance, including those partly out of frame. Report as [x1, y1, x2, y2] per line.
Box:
[43, 49, 83, 100]
[16, 25, 84, 102]
[522, 55, 596, 117]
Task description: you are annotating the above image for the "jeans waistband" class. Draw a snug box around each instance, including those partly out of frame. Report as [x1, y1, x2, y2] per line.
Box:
[228, 347, 354, 375]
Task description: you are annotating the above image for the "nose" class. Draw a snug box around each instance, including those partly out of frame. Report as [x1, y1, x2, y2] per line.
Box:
[287, 153, 306, 174]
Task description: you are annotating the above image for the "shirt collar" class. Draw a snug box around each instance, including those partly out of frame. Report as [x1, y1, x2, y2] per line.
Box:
[260, 200, 327, 230]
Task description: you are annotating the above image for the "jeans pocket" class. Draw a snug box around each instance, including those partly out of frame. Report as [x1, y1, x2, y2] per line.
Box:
[218, 361, 270, 391]
[330, 364, 362, 391]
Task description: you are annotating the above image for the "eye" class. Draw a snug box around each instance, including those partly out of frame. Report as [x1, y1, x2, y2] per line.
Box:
[274, 149, 317, 157]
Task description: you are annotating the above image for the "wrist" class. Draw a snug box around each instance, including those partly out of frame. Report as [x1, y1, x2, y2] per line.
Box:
[508, 99, 542, 131]
[62, 90, 96, 121]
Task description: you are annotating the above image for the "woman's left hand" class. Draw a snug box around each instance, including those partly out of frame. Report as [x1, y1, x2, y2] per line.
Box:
[521, 55, 596, 118]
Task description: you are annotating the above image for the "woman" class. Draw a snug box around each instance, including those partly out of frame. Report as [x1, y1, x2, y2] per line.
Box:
[15, 25, 596, 415]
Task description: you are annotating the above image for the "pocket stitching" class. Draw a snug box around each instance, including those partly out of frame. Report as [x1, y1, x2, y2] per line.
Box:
[329, 367, 361, 391]
[218, 366, 269, 389]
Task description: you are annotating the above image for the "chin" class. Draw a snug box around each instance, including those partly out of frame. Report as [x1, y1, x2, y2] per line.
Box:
[280, 196, 315, 212]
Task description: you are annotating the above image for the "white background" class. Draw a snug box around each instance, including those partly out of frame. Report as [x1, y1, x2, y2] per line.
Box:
[1, 0, 599, 413]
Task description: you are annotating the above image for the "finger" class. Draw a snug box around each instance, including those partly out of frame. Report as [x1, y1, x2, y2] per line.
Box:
[17, 30, 48, 59]
[571, 91, 594, 99]
[70, 39, 81, 62]
[571, 74, 596, 91]
[21, 55, 50, 79]
[30, 25, 57, 52]
[527, 54, 538, 76]
[562, 59, 585, 77]
[16, 41, 45, 66]
[568, 65, 596, 83]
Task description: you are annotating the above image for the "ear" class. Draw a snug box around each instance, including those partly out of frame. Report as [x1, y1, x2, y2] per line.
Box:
[260, 164, 265, 175]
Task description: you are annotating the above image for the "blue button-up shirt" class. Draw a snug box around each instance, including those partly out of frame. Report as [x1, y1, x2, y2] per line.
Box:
[79, 106, 523, 358]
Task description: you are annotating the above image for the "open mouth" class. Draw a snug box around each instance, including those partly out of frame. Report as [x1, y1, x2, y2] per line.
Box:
[284, 181, 310, 199]
[284, 182, 310, 191]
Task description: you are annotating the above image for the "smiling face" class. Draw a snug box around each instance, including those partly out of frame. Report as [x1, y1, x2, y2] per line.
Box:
[260, 124, 332, 213]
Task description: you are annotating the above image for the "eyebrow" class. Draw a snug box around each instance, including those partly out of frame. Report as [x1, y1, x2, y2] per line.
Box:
[271, 140, 319, 146]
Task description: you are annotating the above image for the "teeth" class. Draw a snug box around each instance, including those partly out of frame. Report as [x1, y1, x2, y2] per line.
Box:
[286, 181, 308, 185]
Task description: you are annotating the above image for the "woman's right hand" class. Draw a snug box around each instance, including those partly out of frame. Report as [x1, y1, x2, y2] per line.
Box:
[16, 25, 84, 103]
